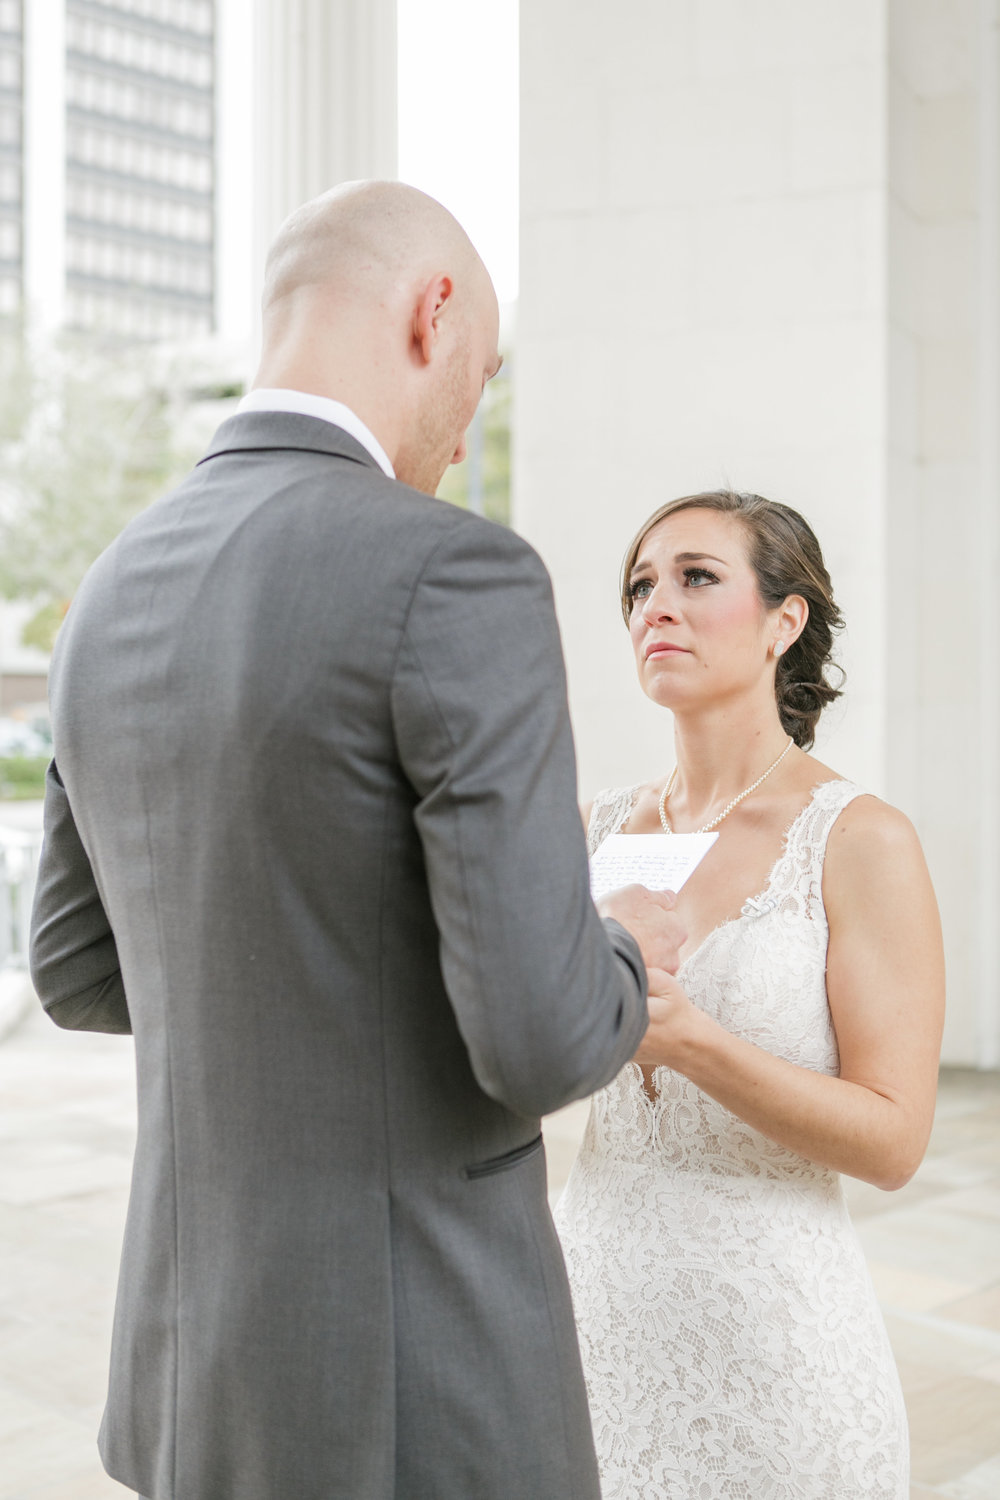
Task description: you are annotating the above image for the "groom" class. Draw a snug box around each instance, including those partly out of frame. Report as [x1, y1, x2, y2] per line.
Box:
[29, 182, 683, 1500]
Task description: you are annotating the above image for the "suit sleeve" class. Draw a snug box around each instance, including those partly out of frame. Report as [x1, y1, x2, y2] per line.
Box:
[390, 517, 648, 1118]
[29, 760, 130, 1034]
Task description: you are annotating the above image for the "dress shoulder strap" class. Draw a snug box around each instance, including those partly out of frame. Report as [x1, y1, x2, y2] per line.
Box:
[586, 785, 642, 857]
[791, 778, 867, 851]
[771, 778, 869, 922]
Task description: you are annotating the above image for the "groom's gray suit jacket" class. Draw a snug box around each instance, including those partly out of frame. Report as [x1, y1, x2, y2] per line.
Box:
[29, 412, 648, 1500]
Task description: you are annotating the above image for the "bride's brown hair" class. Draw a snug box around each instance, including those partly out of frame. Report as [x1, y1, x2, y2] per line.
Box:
[620, 490, 845, 752]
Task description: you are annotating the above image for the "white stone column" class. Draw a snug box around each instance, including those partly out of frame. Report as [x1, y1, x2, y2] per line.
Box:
[21, 0, 65, 332]
[517, 0, 998, 1065]
[518, 0, 890, 786]
[976, 0, 1000, 1065]
[252, 0, 397, 313]
[215, 0, 255, 349]
[886, 0, 997, 1066]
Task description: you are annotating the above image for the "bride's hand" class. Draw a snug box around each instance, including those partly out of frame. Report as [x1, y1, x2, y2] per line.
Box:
[633, 970, 709, 1068]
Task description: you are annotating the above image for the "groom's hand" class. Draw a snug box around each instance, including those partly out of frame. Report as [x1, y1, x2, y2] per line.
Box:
[597, 885, 687, 977]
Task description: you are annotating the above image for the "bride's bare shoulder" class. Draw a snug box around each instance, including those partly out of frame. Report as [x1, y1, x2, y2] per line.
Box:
[827, 791, 919, 846]
[821, 785, 927, 905]
[789, 750, 842, 792]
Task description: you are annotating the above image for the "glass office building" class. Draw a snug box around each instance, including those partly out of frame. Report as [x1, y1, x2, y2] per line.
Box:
[0, 0, 22, 319]
[64, 0, 215, 339]
[2, 0, 215, 340]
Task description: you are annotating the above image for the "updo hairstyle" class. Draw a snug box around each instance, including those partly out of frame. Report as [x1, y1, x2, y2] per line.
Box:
[620, 490, 845, 752]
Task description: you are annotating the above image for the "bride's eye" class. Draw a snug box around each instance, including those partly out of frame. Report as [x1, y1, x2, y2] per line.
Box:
[628, 577, 654, 600]
[682, 567, 720, 587]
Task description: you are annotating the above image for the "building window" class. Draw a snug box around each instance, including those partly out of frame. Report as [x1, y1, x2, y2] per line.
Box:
[67, 66, 213, 139]
[62, 0, 215, 343]
[66, 282, 213, 341]
[66, 227, 211, 297]
[67, 15, 212, 88]
[69, 125, 212, 196]
[0, 162, 19, 203]
[0, 104, 19, 146]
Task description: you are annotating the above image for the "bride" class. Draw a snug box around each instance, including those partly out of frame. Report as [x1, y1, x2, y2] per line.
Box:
[554, 490, 945, 1499]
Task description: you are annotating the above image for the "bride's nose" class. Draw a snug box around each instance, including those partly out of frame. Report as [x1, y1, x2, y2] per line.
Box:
[641, 584, 679, 623]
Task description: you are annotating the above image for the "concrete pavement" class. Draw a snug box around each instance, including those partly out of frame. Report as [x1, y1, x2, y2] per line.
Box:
[2, 1004, 999, 1499]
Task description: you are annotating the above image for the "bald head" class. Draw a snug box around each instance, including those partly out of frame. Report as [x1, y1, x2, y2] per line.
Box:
[262, 180, 489, 316]
[252, 181, 501, 496]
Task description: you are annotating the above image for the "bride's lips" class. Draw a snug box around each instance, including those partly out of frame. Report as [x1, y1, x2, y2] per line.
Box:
[645, 642, 690, 660]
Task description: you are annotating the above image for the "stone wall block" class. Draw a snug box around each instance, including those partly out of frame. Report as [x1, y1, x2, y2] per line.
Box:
[789, 62, 885, 192]
[694, 0, 882, 77]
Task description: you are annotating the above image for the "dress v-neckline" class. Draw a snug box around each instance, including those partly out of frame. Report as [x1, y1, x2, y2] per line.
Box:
[622, 778, 848, 1109]
[631, 777, 847, 977]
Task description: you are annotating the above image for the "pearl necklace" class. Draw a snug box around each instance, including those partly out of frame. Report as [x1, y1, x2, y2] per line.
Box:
[658, 738, 795, 834]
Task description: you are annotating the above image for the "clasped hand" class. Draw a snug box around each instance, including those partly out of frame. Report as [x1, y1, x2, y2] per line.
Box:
[596, 883, 701, 1068]
[596, 882, 686, 975]
[633, 969, 700, 1067]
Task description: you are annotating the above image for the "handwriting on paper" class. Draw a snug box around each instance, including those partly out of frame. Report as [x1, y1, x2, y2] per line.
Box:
[589, 833, 719, 902]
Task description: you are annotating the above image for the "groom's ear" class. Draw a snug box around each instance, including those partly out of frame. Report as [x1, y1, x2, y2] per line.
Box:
[412, 273, 454, 363]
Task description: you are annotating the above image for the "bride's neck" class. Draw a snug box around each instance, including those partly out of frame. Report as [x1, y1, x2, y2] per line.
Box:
[668, 705, 792, 811]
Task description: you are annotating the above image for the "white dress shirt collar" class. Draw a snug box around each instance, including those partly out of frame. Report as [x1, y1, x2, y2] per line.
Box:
[236, 388, 395, 479]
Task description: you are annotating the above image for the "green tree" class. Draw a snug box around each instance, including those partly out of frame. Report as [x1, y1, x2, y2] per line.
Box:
[0, 329, 200, 652]
[437, 363, 511, 524]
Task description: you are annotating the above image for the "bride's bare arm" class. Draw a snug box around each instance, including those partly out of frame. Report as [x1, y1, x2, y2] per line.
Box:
[638, 796, 945, 1190]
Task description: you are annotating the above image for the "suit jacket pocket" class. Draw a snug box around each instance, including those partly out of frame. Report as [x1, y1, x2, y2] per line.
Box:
[464, 1133, 544, 1180]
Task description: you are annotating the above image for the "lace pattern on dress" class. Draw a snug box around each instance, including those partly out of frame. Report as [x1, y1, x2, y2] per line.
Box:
[557, 778, 908, 1498]
[586, 785, 642, 857]
[588, 777, 860, 921]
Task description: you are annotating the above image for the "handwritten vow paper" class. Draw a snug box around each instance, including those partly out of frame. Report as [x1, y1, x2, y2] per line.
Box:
[589, 833, 719, 903]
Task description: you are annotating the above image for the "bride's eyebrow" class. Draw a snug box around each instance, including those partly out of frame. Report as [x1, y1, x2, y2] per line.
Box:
[674, 551, 727, 565]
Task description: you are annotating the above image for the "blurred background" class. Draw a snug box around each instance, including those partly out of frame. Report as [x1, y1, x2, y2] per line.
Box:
[0, 3, 998, 1497]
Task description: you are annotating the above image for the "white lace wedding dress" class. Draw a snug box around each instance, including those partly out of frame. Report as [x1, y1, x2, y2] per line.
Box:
[554, 779, 908, 1499]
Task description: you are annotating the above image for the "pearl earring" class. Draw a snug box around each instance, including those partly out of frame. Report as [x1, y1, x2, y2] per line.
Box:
[773, 641, 786, 657]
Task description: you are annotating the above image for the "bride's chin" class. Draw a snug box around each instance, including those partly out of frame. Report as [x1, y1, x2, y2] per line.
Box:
[641, 683, 684, 712]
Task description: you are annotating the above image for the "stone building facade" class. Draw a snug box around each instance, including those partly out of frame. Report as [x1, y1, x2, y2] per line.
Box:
[516, 0, 999, 1067]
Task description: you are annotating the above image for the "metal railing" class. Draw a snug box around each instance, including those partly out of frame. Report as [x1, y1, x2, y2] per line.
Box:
[0, 824, 41, 970]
